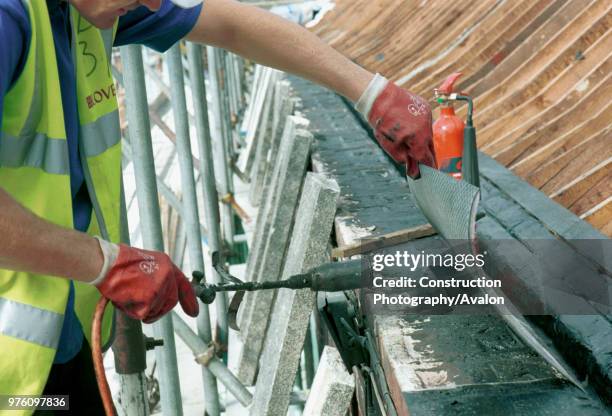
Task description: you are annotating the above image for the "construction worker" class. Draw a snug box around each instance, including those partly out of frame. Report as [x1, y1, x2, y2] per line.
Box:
[0, 0, 434, 413]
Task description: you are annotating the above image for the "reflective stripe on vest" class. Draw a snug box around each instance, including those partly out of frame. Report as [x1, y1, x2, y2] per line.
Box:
[0, 298, 63, 349]
[0, 0, 120, 397]
[0, 132, 69, 174]
[81, 111, 121, 158]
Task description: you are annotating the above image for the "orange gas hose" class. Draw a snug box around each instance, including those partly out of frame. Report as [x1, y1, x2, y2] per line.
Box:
[92, 296, 115, 416]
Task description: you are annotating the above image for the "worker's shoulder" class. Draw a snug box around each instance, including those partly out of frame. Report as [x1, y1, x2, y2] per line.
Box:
[0, 0, 31, 93]
[0, 0, 29, 19]
[0, 0, 31, 38]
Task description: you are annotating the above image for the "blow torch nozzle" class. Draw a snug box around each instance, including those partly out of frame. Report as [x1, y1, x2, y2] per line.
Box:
[191, 258, 366, 305]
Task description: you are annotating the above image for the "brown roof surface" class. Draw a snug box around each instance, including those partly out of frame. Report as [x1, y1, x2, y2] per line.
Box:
[311, 0, 611, 235]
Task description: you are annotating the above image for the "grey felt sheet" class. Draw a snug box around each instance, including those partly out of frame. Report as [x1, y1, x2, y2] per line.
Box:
[407, 165, 480, 241]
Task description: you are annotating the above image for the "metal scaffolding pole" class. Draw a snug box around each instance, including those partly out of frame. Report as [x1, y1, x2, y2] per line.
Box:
[206, 46, 235, 248]
[166, 44, 221, 416]
[227, 53, 243, 121]
[112, 182, 149, 416]
[225, 52, 238, 121]
[120, 44, 183, 416]
[231, 54, 244, 111]
[172, 312, 253, 408]
[219, 49, 237, 157]
[122, 141, 211, 245]
[186, 43, 229, 349]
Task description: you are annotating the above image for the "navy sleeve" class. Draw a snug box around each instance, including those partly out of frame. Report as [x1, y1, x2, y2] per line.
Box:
[115, 0, 203, 52]
[0, 0, 31, 123]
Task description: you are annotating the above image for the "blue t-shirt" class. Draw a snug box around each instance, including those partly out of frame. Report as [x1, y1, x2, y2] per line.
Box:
[0, 0, 203, 364]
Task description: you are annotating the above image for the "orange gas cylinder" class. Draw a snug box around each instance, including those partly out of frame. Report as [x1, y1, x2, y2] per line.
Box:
[433, 73, 464, 179]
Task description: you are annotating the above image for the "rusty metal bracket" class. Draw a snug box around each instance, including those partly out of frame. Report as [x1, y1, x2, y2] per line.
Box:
[221, 192, 251, 223]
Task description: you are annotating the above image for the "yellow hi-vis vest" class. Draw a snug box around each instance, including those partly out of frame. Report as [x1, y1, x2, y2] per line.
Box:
[0, 0, 120, 403]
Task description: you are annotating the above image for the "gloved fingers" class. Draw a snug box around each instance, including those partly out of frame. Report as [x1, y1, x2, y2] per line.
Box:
[428, 141, 438, 169]
[376, 132, 408, 165]
[175, 266, 200, 317]
[143, 314, 163, 325]
[142, 303, 176, 324]
[142, 268, 199, 323]
[407, 135, 436, 167]
[143, 278, 178, 323]
[406, 157, 421, 179]
[142, 299, 177, 324]
[379, 130, 396, 143]
[373, 134, 389, 154]
[406, 142, 436, 179]
[113, 300, 148, 321]
[418, 142, 437, 169]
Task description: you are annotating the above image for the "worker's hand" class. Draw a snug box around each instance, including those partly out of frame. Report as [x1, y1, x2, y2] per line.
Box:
[91, 238, 199, 323]
[356, 74, 436, 178]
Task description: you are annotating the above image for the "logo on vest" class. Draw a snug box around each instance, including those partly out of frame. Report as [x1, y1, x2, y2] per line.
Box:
[86, 83, 117, 109]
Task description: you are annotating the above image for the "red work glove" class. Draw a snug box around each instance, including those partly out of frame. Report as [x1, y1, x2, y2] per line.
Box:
[92, 238, 199, 323]
[356, 74, 436, 178]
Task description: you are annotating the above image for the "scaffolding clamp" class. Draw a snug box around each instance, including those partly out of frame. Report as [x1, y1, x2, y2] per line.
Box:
[194, 343, 217, 366]
[220, 192, 251, 223]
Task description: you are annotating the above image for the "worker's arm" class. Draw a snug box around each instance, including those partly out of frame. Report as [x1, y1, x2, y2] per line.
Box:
[0, 8, 96, 279]
[185, 0, 435, 177]
[0, 188, 198, 321]
[186, 0, 372, 102]
[0, 188, 103, 282]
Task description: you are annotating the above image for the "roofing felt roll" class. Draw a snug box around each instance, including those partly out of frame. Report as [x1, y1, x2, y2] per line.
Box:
[407, 165, 480, 241]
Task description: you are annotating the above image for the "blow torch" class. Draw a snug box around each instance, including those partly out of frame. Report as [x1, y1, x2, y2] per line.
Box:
[192, 252, 366, 305]
[93, 255, 367, 416]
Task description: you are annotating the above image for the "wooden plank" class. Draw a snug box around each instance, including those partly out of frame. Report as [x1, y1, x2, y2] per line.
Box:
[476, 21, 612, 131]
[375, 316, 415, 416]
[514, 103, 612, 177]
[549, 157, 610, 203]
[331, 224, 436, 259]
[478, 32, 612, 147]
[540, 143, 611, 196]
[406, 0, 517, 90]
[561, 163, 612, 215]
[474, 0, 612, 129]
[360, 1, 466, 78]
[516, 122, 610, 193]
[457, 0, 569, 94]
[481, 57, 611, 158]
[581, 197, 612, 235]
[469, 0, 582, 97]
[603, 221, 612, 236]
[416, 0, 556, 95]
[492, 71, 612, 167]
